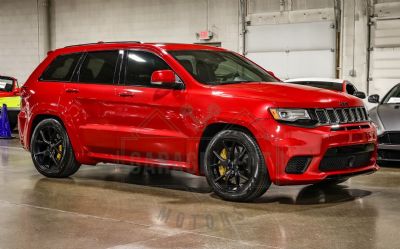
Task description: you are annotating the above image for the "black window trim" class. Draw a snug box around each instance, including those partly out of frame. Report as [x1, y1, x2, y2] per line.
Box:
[39, 52, 84, 83]
[73, 49, 122, 85]
[120, 49, 185, 90]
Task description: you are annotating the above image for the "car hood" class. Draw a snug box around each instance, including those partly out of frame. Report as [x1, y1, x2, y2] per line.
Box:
[212, 82, 363, 108]
[376, 104, 400, 131]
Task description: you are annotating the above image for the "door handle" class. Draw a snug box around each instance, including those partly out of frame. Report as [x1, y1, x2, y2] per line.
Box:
[65, 88, 79, 93]
[118, 91, 134, 97]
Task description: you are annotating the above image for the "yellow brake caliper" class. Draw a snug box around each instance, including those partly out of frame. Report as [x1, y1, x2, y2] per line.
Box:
[218, 148, 228, 176]
[56, 145, 63, 161]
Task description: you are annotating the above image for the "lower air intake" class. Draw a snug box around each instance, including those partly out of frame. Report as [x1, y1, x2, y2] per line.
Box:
[285, 156, 312, 174]
[319, 144, 374, 172]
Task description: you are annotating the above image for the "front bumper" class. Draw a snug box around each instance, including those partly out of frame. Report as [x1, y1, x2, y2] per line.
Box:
[0, 96, 21, 129]
[255, 120, 378, 185]
[377, 144, 400, 162]
[377, 132, 400, 162]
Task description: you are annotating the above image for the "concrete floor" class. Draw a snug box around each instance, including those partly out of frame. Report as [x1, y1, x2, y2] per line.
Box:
[0, 137, 399, 249]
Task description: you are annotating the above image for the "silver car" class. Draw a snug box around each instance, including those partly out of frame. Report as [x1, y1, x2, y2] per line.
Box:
[368, 83, 400, 163]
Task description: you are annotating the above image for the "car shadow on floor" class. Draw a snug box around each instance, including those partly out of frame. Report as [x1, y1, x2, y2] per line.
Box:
[254, 184, 372, 205]
[73, 165, 213, 194]
[33, 165, 371, 206]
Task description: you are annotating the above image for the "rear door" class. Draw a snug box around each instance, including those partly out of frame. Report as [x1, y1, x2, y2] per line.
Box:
[60, 50, 123, 155]
[37, 52, 83, 116]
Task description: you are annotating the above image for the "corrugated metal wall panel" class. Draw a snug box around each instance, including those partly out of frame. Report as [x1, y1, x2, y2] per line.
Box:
[369, 17, 400, 97]
[246, 21, 336, 80]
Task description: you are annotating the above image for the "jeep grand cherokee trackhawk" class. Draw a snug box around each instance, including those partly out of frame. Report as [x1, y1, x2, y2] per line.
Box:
[18, 42, 379, 202]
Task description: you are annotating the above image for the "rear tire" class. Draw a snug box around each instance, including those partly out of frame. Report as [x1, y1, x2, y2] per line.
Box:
[30, 119, 80, 178]
[204, 130, 270, 202]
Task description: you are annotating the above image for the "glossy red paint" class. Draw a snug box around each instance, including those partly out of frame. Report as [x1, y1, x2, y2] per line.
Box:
[18, 42, 378, 185]
[151, 70, 176, 85]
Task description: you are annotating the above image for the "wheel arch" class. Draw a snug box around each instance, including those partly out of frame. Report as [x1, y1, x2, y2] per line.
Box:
[29, 114, 65, 149]
[197, 122, 256, 175]
[27, 113, 93, 165]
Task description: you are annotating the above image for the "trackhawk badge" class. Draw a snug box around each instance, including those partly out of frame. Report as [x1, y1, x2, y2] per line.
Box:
[339, 102, 349, 107]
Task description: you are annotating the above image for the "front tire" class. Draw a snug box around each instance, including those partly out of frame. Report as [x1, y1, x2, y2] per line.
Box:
[30, 119, 80, 178]
[204, 130, 270, 202]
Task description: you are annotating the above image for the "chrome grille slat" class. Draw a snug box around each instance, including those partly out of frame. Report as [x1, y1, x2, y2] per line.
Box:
[334, 109, 345, 123]
[350, 108, 358, 122]
[326, 109, 338, 124]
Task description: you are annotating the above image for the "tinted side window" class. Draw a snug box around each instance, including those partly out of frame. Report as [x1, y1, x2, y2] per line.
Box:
[125, 51, 170, 86]
[40, 53, 82, 81]
[78, 51, 119, 84]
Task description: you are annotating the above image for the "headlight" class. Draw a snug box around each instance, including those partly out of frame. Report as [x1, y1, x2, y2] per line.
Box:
[270, 108, 311, 122]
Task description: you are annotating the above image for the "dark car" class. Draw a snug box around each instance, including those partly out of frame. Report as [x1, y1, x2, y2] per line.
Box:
[368, 83, 400, 163]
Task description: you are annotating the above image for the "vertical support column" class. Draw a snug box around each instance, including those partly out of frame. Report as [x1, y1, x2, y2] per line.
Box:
[37, 0, 51, 61]
[340, 0, 369, 92]
[238, 0, 247, 55]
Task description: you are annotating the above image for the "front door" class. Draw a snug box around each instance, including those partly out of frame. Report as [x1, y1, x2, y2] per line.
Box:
[113, 50, 188, 164]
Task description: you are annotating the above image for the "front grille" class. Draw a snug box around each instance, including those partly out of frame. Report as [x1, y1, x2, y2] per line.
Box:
[310, 107, 368, 125]
[378, 132, 400, 145]
[285, 156, 312, 174]
[319, 143, 374, 172]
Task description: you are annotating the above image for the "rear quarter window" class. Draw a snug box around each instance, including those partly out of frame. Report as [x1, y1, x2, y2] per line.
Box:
[40, 53, 82, 82]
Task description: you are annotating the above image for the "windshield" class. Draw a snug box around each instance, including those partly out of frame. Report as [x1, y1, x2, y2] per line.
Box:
[0, 77, 14, 92]
[286, 81, 343, 92]
[169, 50, 278, 85]
[383, 84, 400, 104]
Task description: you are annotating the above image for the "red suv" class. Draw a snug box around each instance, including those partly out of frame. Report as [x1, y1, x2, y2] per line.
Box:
[19, 42, 378, 202]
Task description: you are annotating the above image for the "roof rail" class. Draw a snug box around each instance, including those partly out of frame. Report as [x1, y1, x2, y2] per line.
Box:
[64, 41, 141, 48]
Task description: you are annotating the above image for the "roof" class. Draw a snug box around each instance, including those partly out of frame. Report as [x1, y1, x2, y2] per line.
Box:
[54, 41, 226, 54]
[284, 78, 345, 84]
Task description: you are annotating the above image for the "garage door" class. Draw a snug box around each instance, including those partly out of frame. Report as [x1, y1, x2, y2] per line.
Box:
[245, 21, 336, 80]
[369, 18, 400, 97]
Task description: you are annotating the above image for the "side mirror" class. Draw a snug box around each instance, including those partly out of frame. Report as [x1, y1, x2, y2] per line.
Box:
[353, 91, 366, 99]
[151, 70, 177, 86]
[368, 94, 380, 103]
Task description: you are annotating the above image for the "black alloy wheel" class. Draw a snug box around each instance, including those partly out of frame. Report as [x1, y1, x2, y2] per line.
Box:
[204, 130, 270, 202]
[31, 119, 80, 178]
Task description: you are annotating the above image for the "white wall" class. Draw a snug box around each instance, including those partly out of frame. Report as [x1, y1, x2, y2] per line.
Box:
[0, 0, 240, 83]
[0, 0, 399, 93]
[51, 0, 239, 51]
[0, 0, 40, 84]
[340, 0, 370, 93]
